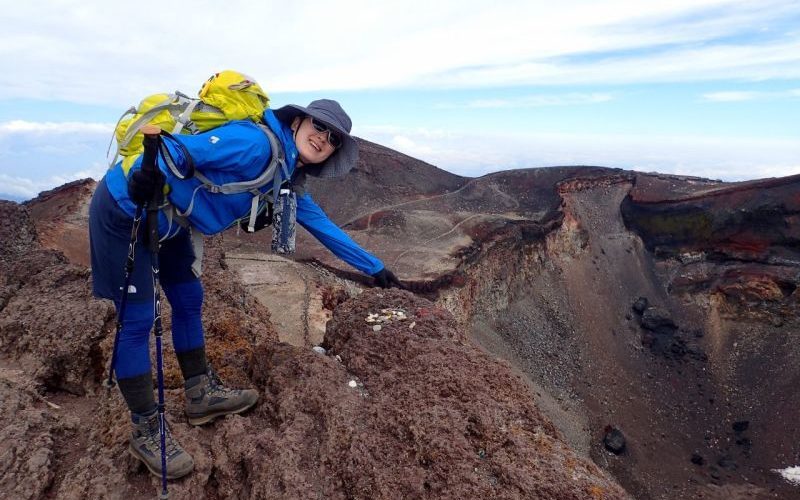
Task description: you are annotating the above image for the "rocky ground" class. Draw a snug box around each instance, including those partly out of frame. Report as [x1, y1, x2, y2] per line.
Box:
[236, 146, 800, 498]
[1, 138, 798, 499]
[0, 193, 627, 499]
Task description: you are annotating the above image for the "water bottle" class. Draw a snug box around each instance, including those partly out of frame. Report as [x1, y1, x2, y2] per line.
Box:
[272, 188, 296, 254]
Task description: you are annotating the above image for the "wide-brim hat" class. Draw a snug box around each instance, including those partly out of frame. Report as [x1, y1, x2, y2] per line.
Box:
[273, 99, 358, 178]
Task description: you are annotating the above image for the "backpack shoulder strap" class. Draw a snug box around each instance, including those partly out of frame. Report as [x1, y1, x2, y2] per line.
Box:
[174, 123, 289, 233]
[193, 124, 287, 195]
[109, 94, 196, 168]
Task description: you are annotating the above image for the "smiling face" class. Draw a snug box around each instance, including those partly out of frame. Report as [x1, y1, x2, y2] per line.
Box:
[291, 116, 337, 166]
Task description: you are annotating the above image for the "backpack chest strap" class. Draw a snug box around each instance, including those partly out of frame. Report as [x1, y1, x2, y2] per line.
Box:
[185, 124, 288, 232]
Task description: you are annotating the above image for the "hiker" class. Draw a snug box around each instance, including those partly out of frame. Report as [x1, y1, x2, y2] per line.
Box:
[89, 98, 403, 479]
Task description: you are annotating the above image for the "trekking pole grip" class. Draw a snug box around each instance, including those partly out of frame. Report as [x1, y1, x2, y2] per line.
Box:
[141, 124, 161, 190]
[141, 125, 163, 253]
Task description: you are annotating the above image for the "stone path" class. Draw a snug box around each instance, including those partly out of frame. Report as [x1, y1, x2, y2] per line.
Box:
[225, 252, 329, 347]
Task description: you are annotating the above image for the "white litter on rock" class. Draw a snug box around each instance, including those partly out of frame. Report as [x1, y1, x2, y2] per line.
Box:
[373, 324, 382, 332]
[348, 380, 358, 388]
[312, 346, 326, 355]
[409, 321, 416, 330]
[334, 355, 342, 363]
[365, 308, 408, 325]
[773, 466, 800, 486]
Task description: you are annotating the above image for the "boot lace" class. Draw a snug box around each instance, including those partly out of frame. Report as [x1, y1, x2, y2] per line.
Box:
[206, 368, 240, 398]
[142, 416, 183, 458]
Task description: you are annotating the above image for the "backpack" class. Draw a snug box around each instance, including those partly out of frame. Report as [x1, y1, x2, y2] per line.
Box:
[107, 70, 290, 237]
[110, 70, 270, 163]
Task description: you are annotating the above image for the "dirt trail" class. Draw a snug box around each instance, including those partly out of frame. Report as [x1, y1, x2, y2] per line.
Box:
[225, 253, 313, 347]
[340, 175, 482, 228]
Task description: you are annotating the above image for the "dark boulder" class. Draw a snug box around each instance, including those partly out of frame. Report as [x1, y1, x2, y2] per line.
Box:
[735, 437, 752, 453]
[717, 456, 737, 471]
[604, 427, 627, 455]
[640, 306, 677, 333]
[732, 420, 749, 433]
[632, 297, 649, 314]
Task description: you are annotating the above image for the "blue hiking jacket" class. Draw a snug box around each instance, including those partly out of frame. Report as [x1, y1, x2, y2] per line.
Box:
[104, 110, 384, 276]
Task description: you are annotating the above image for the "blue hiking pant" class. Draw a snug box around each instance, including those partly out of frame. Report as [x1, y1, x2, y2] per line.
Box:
[89, 177, 205, 380]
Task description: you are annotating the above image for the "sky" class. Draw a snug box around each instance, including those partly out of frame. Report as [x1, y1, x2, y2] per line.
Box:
[1, 0, 799, 200]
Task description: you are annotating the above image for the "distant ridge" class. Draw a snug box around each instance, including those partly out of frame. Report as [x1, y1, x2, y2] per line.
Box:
[0, 193, 28, 203]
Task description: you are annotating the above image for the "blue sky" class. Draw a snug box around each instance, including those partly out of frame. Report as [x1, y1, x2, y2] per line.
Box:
[1, 0, 799, 200]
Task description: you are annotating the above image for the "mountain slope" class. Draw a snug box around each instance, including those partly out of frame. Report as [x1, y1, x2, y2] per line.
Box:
[3, 137, 798, 498]
[0, 180, 628, 498]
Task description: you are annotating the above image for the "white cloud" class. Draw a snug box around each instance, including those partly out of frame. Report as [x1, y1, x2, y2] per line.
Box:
[358, 125, 800, 181]
[437, 93, 614, 109]
[0, 162, 105, 199]
[702, 89, 800, 101]
[390, 135, 434, 156]
[0, 120, 112, 135]
[702, 91, 763, 102]
[0, 0, 798, 102]
[356, 126, 455, 140]
[422, 39, 800, 88]
[0, 121, 112, 196]
[2, 121, 798, 200]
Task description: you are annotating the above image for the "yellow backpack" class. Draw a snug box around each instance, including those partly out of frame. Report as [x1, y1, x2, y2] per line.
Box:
[109, 70, 270, 171]
[108, 70, 290, 238]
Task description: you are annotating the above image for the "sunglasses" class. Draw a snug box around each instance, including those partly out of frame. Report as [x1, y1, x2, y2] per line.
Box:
[310, 118, 343, 149]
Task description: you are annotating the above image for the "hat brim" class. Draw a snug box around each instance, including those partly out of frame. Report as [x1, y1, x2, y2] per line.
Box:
[273, 104, 358, 178]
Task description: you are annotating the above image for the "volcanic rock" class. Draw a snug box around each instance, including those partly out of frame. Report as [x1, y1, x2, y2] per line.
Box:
[0, 368, 66, 500]
[640, 306, 677, 333]
[0, 201, 37, 260]
[5, 146, 800, 500]
[0, 201, 113, 394]
[0, 185, 631, 499]
[603, 427, 627, 455]
[732, 420, 749, 433]
[717, 456, 737, 471]
[632, 297, 648, 314]
[23, 178, 95, 267]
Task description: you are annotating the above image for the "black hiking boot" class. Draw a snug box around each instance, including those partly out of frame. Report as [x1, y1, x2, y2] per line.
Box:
[129, 410, 194, 479]
[184, 368, 259, 426]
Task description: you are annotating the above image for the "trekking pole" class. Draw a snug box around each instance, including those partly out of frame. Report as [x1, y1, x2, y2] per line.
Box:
[140, 125, 170, 500]
[104, 206, 143, 388]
